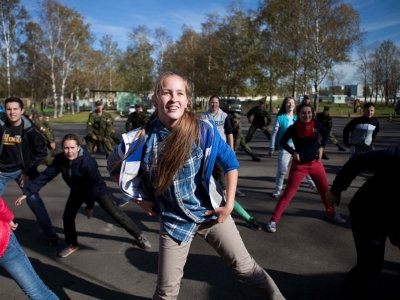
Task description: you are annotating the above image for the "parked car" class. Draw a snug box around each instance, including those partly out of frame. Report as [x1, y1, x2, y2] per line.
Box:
[146, 106, 156, 117]
[395, 100, 400, 115]
[128, 105, 136, 114]
[220, 98, 242, 113]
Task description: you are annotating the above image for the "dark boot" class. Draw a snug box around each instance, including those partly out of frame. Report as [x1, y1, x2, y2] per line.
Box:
[337, 144, 346, 151]
[250, 153, 261, 162]
[322, 152, 329, 160]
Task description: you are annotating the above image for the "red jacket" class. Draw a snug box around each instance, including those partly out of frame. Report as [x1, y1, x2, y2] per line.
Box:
[0, 197, 13, 258]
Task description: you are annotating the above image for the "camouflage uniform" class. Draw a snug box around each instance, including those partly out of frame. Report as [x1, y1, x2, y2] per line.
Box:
[245, 104, 272, 143]
[103, 110, 121, 145]
[316, 107, 346, 151]
[230, 112, 260, 161]
[86, 110, 113, 157]
[32, 114, 58, 166]
[125, 111, 147, 132]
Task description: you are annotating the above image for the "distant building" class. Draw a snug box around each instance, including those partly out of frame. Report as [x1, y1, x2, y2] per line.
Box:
[331, 95, 347, 104]
[328, 84, 399, 101]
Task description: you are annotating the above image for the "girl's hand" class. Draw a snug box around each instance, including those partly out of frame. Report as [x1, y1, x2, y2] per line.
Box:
[19, 173, 29, 187]
[136, 200, 157, 217]
[326, 191, 340, 206]
[86, 209, 94, 219]
[15, 195, 27, 206]
[293, 151, 300, 162]
[317, 147, 324, 160]
[205, 206, 233, 224]
[9, 221, 18, 231]
[268, 150, 274, 157]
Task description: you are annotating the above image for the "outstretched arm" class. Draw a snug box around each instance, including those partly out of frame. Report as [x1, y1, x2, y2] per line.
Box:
[329, 147, 398, 204]
[15, 195, 27, 206]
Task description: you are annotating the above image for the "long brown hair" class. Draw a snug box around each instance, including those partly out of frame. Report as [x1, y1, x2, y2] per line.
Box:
[127, 71, 201, 195]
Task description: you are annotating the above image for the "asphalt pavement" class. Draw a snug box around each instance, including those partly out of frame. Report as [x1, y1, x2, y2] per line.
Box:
[1, 115, 399, 300]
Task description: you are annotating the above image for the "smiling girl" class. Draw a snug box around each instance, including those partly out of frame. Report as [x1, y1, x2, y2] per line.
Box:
[266, 104, 346, 233]
[15, 133, 150, 258]
[108, 72, 284, 300]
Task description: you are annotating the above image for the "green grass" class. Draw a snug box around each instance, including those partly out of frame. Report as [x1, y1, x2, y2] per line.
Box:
[46, 111, 120, 123]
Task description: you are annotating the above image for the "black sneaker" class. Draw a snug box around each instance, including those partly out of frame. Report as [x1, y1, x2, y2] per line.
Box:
[57, 245, 79, 258]
[245, 218, 261, 230]
[48, 233, 59, 246]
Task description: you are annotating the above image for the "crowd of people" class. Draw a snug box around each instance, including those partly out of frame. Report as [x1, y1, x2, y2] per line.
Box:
[0, 73, 395, 299]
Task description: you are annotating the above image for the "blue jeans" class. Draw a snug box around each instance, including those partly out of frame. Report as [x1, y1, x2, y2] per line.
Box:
[0, 232, 59, 300]
[0, 170, 55, 237]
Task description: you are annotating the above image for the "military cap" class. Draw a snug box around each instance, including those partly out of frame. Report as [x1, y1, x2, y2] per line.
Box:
[135, 103, 141, 108]
[324, 106, 330, 111]
[233, 112, 241, 122]
[37, 111, 44, 117]
[95, 100, 103, 106]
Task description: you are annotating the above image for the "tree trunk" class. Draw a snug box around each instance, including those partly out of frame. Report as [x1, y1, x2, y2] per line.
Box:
[6, 46, 11, 97]
[59, 94, 64, 118]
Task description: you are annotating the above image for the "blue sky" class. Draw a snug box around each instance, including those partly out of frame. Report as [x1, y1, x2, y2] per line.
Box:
[22, 0, 400, 83]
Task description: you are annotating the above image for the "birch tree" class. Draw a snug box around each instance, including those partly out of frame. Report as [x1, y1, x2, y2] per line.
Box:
[0, 0, 28, 97]
[39, 0, 91, 118]
[303, 0, 363, 111]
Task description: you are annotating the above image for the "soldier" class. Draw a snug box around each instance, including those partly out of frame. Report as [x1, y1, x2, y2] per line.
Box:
[103, 107, 121, 146]
[86, 101, 113, 158]
[245, 100, 272, 143]
[316, 106, 346, 152]
[230, 112, 261, 162]
[33, 112, 58, 166]
[125, 103, 147, 132]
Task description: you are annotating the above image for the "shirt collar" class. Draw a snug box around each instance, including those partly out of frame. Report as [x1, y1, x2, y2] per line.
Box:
[155, 118, 170, 140]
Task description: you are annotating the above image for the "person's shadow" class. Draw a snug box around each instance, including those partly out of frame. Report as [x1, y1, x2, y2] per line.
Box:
[0, 257, 148, 299]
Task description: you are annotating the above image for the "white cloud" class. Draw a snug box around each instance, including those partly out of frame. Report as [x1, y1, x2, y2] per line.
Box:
[362, 18, 400, 32]
[84, 16, 130, 48]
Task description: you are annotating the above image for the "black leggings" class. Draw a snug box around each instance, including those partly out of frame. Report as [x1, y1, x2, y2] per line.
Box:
[63, 192, 142, 246]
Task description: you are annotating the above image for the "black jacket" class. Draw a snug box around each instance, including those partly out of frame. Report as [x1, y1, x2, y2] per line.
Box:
[330, 147, 400, 246]
[280, 120, 328, 163]
[343, 115, 379, 147]
[0, 115, 47, 178]
[24, 147, 108, 209]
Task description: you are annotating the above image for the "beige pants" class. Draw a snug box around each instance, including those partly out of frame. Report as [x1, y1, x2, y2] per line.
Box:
[153, 216, 285, 300]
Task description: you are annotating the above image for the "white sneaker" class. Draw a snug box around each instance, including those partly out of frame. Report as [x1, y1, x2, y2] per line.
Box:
[266, 221, 276, 233]
[272, 190, 281, 198]
[138, 234, 152, 249]
[327, 213, 346, 224]
[308, 184, 318, 193]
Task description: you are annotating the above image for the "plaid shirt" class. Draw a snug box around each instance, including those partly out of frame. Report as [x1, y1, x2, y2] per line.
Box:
[142, 119, 216, 243]
[108, 118, 239, 243]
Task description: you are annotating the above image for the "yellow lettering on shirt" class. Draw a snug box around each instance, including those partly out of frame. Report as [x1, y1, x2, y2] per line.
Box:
[3, 134, 22, 145]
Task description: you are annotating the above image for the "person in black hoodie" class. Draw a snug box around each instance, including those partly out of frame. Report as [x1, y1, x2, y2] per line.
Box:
[326, 147, 400, 299]
[15, 133, 151, 258]
[0, 97, 58, 246]
[266, 103, 346, 233]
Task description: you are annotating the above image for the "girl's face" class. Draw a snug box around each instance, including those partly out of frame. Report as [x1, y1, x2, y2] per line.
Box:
[299, 106, 313, 122]
[63, 140, 80, 160]
[285, 99, 295, 113]
[209, 97, 219, 113]
[153, 75, 189, 129]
